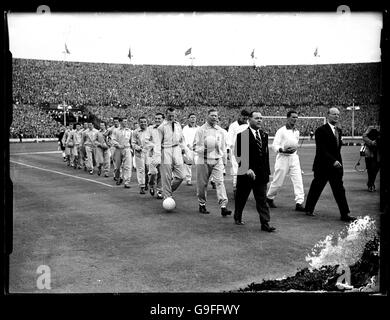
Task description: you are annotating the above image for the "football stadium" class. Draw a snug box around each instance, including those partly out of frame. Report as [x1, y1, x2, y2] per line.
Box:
[7, 12, 384, 293]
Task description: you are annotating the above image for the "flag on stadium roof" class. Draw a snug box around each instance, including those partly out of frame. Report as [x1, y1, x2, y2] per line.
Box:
[64, 43, 70, 54]
[251, 49, 255, 59]
[185, 47, 192, 56]
[314, 47, 319, 57]
[128, 47, 132, 60]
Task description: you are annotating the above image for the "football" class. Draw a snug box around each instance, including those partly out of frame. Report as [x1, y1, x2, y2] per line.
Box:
[162, 197, 176, 211]
[284, 137, 298, 149]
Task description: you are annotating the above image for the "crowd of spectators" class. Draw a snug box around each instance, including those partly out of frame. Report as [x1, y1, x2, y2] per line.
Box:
[12, 58, 381, 136]
[10, 104, 62, 138]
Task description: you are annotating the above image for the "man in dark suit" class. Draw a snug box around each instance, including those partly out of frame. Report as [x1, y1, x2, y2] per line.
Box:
[304, 107, 356, 222]
[233, 111, 275, 232]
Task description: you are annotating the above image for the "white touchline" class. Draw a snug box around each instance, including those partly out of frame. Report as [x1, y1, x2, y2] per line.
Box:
[10, 160, 114, 188]
[10, 151, 62, 156]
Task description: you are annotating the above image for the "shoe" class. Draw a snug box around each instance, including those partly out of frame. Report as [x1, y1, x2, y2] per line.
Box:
[156, 192, 163, 199]
[211, 181, 216, 189]
[234, 220, 245, 225]
[144, 185, 148, 191]
[73, 164, 77, 169]
[266, 198, 277, 208]
[84, 166, 87, 172]
[261, 224, 276, 232]
[340, 215, 357, 222]
[221, 207, 232, 217]
[295, 203, 306, 212]
[104, 173, 109, 177]
[199, 205, 210, 214]
[186, 181, 192, 186]
[89, 170, 93, 175]
[124, 184, 131, 189]
[97, 167, 102, 176]
[116, 178, 122, 185]
[305, 211, 316, 217]
[140, 187, 146, 194]
[63, 157, 67, 162]
[149, 187, 155, 196]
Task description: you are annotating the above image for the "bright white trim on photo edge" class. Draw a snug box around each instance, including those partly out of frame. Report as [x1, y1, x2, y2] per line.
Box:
[8, 12, 382, 66]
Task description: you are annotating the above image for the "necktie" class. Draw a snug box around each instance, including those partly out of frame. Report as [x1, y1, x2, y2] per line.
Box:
[255, 130, 262, 153]
[334, 128, 339, 146]
[172, 121, 175, 133]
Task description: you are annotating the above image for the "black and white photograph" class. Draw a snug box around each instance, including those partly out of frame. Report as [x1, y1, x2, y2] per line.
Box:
[4, 8, 387, 299]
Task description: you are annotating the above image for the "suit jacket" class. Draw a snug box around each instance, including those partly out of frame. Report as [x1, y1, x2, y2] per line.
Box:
[234, 128, 270, 183]
[312, 123, 343, 173]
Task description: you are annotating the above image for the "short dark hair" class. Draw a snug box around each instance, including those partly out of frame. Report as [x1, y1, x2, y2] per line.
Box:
[166, 107, 175, 113]
[155, 112, 165, 119]
[139, 116, 147, 122]
[287, 110, 298, 118]
[208, 109, 218, 115]
[113, 117, 120, 121]
[188, 113, 196, 118]
[240, 109, 250, 117]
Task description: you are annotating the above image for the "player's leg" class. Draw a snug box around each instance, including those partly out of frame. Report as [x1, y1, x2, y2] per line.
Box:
[196, 163, 212, 213]
[113, 148, 122, 182]
[267, 155, 288, 199]
[85, 145, 94, 174]
[122, 148, 133, 188]
[135, 154, 146, 193]
[211, 159, 231, 216]
[289, 155, 305, 207]
[103, 149, 111, 177]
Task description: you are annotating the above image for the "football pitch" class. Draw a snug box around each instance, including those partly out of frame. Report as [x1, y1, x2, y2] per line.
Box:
[8, 142, 381, 293]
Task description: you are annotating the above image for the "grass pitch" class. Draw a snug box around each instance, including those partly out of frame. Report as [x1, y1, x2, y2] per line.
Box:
[8, 142, 380, 292]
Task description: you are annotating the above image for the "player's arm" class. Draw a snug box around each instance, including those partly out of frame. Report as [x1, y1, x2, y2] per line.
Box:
[221, 130, 227, 166]
[192, 128, 205, 155]
[272, 128, 283, 153]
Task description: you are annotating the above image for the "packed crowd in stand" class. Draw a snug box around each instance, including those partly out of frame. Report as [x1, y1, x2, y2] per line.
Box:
[10, 104, 62, 138]
[11, 58, 380, 137]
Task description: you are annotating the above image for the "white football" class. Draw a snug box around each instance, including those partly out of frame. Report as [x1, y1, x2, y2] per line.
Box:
[162, 197, 176, 211]
[204, 135, 217, 151]
[284, 138, 299, 149]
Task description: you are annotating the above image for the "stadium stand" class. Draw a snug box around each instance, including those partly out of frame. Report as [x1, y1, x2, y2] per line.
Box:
[11, 58, 380, 136]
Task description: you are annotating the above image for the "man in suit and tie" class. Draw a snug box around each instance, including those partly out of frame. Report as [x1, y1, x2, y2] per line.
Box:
[304, 107, 356, 222]
[233, 111, 276, 232]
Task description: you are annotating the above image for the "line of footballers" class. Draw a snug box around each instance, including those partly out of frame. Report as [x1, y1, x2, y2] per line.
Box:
[58, 107, 304, 219]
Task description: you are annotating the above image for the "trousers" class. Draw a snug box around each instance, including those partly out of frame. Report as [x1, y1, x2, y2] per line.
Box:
[148, 163, 162, 191]
[113, 147, 132, 184]
[196, 158, 228, 208]
[305, 170, 350, 217]
[160, 146, 185, 199]
[234, 175, 270, 225]
[134, 151, 149, 187]
[267, 153, 305, 204]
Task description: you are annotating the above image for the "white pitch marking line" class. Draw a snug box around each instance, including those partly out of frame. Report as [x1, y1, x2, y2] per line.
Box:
[10, 150, 62, 155]
[10, 160, 114, 188]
